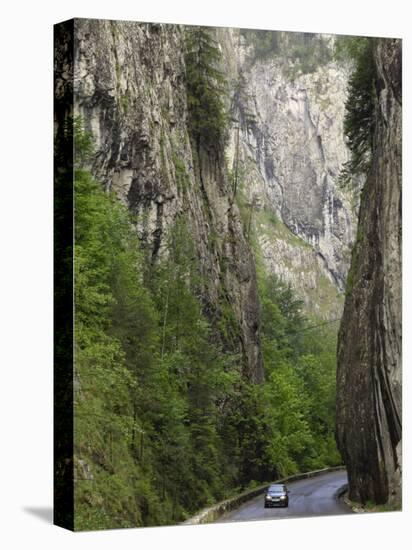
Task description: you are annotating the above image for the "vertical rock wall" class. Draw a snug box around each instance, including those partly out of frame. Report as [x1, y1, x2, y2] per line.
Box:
[237, 57, 355, 290]
[70, 19, 263, 382]
[222, 31, 358, 317]
[336, 39, 402, 505]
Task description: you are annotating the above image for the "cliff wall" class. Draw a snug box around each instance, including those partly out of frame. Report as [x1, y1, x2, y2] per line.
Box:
[336, 38, 402, 505]
[223, 31, 358, 318]
[70, 19, 263, 381]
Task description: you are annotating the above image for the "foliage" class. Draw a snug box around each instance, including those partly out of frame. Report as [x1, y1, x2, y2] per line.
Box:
[184, 27, 228, 151]
[240, 29, 280, 61]
[335, 37, 376, 186]
[240, 30, 333, 75]
[287, 33, 333, 75]
[73, 123, 242, 529]
[172, 153, 190, 193]
[256, 274, 341, 477]
[72, 121, 341, 529]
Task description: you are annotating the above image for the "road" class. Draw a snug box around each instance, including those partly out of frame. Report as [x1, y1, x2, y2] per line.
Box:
[218, 470, 350, 523]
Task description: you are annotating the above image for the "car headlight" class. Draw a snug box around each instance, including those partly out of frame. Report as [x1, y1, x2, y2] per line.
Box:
[280, 495, 286, 499]
[265, 495, 271, 500]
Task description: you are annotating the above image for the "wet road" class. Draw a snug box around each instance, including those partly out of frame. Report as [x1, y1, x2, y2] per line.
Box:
[218, 470, 350, 523]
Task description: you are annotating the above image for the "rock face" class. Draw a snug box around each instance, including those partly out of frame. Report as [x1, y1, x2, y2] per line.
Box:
[56, 20, 364, 381]
[336, 39, 402, 505]
[70, 19, 263, 382]
[222, 32, 358, 318]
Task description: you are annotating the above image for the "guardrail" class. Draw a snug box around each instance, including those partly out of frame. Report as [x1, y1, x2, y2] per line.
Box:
[183, 465, 345, 525]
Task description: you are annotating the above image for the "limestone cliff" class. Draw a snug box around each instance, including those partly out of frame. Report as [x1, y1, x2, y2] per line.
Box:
[336, 39, 402, 505]
[56, 21, 361, 380]
[223, 31, 358, 318]
[69, 19, 263, 382]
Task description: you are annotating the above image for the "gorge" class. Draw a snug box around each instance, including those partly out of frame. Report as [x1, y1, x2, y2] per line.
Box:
[54, 19, 402, 529]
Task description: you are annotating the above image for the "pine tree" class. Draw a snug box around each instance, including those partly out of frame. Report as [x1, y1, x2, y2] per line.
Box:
[185, 27, 228, 152]
[335, 37, 376, 185]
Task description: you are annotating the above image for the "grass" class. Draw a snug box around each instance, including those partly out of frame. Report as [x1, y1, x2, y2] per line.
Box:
[344, 495, 401, 514]
[233, 163, 343, 319]
[253, 203, 342, 318]
[172, 152, 190, 193]
[256, 206, 312, 250]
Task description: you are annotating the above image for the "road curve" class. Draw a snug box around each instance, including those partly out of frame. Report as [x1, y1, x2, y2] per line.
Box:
[218, 470, 350, 523]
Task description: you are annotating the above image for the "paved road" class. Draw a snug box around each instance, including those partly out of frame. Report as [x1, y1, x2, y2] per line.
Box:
[218, 470, 350, 523]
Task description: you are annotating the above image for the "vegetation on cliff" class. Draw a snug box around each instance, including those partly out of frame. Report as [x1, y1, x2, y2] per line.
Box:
[55, 22, 402, 531]
[240, 30, 333, 75]
[73, 121, 341, 529]
[335, 36, 376, 186]
[185, 27, 228, 151]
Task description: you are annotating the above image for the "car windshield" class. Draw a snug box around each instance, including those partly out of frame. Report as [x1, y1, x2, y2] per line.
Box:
[269, 485, 285, 491]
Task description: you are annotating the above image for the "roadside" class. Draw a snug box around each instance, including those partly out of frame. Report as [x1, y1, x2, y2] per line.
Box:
[183, 467, 348, 525]
[338, 489, 400, 514]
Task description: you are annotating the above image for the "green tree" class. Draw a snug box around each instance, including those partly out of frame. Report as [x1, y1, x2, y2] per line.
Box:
[335, 37, 376, 185]
[71, 118, 342, 530]
[256, 271, 341, 477]
[185, 27, 228, 151]
[240, 29, 280, 61]
[262, 361, 314, 476]
[73, 121, 168, 529]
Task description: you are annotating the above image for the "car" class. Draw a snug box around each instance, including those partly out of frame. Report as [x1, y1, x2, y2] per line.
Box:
[264, 483, 289, 508]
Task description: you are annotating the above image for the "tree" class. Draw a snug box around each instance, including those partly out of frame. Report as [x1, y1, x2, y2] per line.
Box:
[71, 117, 342, 529]
[256, 270, 341, 476]
[185, 27, 228, 152]
[240, 29, 279, 61]
[335, 37, 376, 185]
